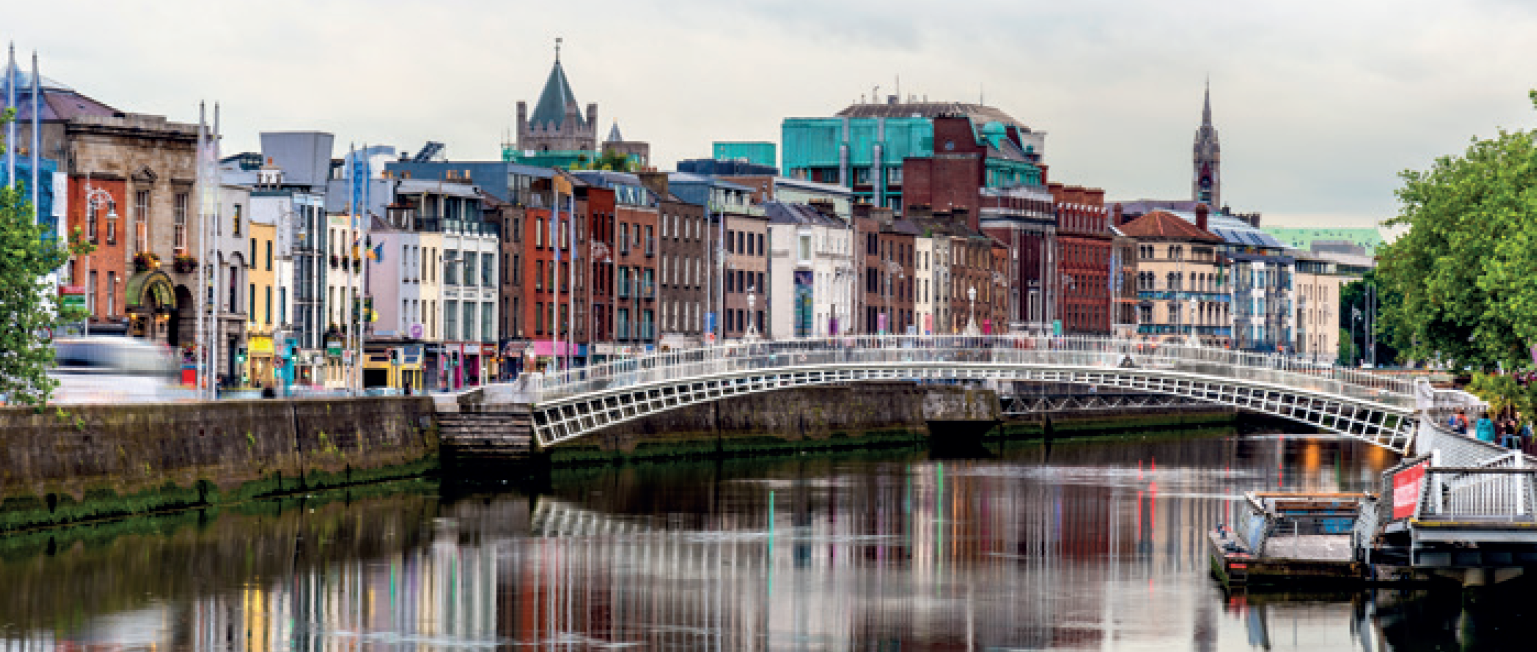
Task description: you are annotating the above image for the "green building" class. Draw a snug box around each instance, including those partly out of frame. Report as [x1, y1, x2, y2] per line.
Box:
[780, 101, 1045, 210]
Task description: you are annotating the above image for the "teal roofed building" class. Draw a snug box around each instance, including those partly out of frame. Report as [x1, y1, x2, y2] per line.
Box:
[781, 99, 1046, 211]
[505, 42, 599, 168]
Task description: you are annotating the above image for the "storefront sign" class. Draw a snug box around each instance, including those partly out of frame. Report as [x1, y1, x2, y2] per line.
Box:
[326, 339, 342, 357]
[249, 336, 274, 356]
[1392, 461, 1429, 520]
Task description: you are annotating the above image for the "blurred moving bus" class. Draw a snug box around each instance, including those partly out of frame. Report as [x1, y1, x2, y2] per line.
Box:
[50, 337, 179, 404]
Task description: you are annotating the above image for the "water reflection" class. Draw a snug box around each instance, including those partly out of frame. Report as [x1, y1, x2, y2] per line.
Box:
[2, 434, 1516, 651]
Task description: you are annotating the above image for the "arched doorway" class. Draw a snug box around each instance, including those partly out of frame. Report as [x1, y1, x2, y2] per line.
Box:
[124, 269, 177, 343]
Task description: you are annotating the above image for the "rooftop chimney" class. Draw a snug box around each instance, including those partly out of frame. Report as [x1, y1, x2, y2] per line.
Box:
[1112, 203, 1124, 227]
[1196, 203, 1210, 232]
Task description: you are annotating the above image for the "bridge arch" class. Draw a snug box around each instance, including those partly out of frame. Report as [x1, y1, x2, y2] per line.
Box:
[520, 336, 1440, 453]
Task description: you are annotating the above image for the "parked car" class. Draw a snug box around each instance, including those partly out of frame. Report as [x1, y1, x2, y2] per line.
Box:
[50, 337, 178, 404]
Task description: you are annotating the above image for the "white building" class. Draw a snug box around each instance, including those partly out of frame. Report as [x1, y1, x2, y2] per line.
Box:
[764, 202, 856, 339]
[915, 236, 936, 335]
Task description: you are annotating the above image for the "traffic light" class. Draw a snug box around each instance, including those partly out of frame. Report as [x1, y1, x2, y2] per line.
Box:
[389, 348, 399, 365]
[236, 347, 247, 364]
[450, 352, 460, 369]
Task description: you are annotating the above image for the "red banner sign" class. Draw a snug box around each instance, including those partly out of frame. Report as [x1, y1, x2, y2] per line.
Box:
[1392, 461, 1428, 520]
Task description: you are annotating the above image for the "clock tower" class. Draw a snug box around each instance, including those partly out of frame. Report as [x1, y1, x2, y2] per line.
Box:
[1192, 81, 1221, 210]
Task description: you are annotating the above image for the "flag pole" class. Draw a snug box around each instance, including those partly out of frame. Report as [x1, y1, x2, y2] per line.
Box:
[30, 50, 39, 228]
[196, 102, 207, 397]
[6, 43, 16, 187]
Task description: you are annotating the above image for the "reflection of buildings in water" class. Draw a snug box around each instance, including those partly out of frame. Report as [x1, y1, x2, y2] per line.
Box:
[0, 437, 1415, 651]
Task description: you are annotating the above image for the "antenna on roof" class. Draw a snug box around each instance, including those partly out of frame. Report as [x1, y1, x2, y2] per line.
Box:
[555, 37, 562, 63]
[895, 74, 900, 102]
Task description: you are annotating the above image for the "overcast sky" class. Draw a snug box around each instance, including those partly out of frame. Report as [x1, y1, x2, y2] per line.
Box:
[12, 0, 1537, 227]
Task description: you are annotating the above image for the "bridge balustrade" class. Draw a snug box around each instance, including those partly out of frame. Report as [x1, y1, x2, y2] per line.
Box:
[531, 335, 1422, 408]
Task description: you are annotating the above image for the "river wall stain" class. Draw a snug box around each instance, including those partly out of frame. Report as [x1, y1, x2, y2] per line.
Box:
[0, 397, 438, 532]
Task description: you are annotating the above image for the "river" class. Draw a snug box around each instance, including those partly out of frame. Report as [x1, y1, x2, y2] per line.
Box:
[0, 432, 1528, 651]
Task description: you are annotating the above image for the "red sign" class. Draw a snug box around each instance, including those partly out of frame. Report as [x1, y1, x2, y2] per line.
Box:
[59, 285, 85, 295]
[1392, 461, 1428, 520]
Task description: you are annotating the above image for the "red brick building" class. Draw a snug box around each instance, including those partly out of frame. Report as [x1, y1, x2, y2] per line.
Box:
[1051, 184, 1113, 336]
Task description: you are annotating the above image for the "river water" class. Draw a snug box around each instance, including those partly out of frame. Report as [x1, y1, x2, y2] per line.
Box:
[0, 433, 1528, 651]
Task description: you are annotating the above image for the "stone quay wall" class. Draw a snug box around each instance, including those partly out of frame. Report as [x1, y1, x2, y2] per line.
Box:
[0, 397, 438, 532]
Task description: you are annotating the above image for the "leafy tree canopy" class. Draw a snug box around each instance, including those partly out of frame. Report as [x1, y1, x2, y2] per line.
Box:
[0, 109, 93, 404]
[1377, 91, 1537, 371]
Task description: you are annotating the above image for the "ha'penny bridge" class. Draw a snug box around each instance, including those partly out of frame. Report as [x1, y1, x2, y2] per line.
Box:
[441, 334, 1537, 580]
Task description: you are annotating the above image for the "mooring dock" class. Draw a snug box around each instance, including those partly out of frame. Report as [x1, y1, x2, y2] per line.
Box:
[1211, 491, 1369, 587]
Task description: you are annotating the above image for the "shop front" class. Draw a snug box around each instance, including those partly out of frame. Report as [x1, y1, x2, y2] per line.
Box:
[247, 333, 275, 389]
[362, 342, 425, 392]
[525, 340, 584, 374]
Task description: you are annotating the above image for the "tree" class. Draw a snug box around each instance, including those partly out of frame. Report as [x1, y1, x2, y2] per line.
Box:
[1377, 91, 1537, 371]
[0, 109, 93, 405]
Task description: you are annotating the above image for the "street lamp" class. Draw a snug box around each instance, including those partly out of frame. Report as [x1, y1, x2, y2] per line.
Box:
[745, 287, 759, 341]
[966, 285, 979, 336]
[882, 259, 903, 336]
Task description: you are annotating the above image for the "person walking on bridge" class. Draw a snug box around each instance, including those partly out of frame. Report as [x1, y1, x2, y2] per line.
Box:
[1450, 409, 1469, 435]
[1475, 413, 1495, 443]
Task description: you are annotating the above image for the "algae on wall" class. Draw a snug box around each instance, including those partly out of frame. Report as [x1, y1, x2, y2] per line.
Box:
[0, 397, 439, 533]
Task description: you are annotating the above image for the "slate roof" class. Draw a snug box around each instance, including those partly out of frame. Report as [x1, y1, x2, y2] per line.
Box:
[530, 59, 583, 130]
[0, 65, 120, 121]
[835, 101, 1029, 130]
[605, 121, 623, 143]
[1119, 210, 1223, 242]
[763, 201, 844, 227]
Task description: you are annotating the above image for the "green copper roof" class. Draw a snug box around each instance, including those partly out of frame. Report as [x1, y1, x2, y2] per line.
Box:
[530, 59, 584, 130]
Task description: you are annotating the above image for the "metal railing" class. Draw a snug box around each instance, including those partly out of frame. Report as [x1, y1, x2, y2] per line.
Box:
[527, 335, 1427, 404]
[1423, 465, 1536, 519]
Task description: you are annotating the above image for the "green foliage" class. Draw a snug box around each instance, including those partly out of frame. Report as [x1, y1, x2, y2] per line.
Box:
[0, 109, 95, 405]
[1377, 91, 1537, 371]
[1466, 372, 1537, 418]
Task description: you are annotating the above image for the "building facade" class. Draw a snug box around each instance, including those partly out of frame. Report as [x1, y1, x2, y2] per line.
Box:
[1122, 208, 1229, 347]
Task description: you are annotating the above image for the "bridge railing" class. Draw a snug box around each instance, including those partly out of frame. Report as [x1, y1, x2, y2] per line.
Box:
[529, 335, 1422, 407]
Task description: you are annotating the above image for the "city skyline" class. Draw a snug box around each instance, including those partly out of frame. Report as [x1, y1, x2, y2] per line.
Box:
[10, 0, 1537, 228]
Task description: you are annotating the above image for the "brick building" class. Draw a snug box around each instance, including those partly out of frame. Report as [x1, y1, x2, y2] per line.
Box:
[1051, 184, 1112, 336]
[638, 172, 708, 350]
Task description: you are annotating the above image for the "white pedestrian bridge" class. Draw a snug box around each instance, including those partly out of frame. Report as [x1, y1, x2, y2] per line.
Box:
[496, 335, 1478, 452]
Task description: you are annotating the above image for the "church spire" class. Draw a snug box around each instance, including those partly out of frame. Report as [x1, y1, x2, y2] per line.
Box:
[1193, 79, 1221, 210]
[1202, 76, 1212, 126]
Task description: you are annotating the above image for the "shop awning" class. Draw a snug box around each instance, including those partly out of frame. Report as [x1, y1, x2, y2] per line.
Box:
[528, 340, 582, 357]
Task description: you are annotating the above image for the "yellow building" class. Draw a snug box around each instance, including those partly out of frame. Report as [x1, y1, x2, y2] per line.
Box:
[1293, 252, 1344, 364]
[1122, 210, 1231, 347]
[245, 221, 277, 388]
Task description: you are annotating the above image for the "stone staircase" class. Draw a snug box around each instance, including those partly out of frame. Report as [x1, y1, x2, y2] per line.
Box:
[437, 408, 537, 464]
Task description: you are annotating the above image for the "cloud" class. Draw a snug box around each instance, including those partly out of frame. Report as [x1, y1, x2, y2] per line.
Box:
[8, 0, 1537, 228]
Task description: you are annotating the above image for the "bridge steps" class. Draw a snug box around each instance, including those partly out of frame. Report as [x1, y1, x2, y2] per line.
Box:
[438, 410, 536, 464]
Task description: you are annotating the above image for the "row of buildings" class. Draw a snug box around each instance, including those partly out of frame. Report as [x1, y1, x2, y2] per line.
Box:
[4, 51, 1369, 392]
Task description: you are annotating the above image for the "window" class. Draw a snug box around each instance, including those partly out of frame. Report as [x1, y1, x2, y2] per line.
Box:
[250, 238, 257, 267]
[266, 240, 273, 271]
[265, 286, 272, 324]
[482, 253, 494, 287]
[174, 193, 188, 250]
[134, 190, 150, 253]
[249, 283, 255, 321]
[536, 260, 544, 290]
[233, 204, 243, 236]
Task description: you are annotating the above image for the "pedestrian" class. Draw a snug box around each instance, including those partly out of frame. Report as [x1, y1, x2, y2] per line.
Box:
[404, 380, 413, 396]
[1451, 409, 1469, 435]
[1475, 413, 1496, 443]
